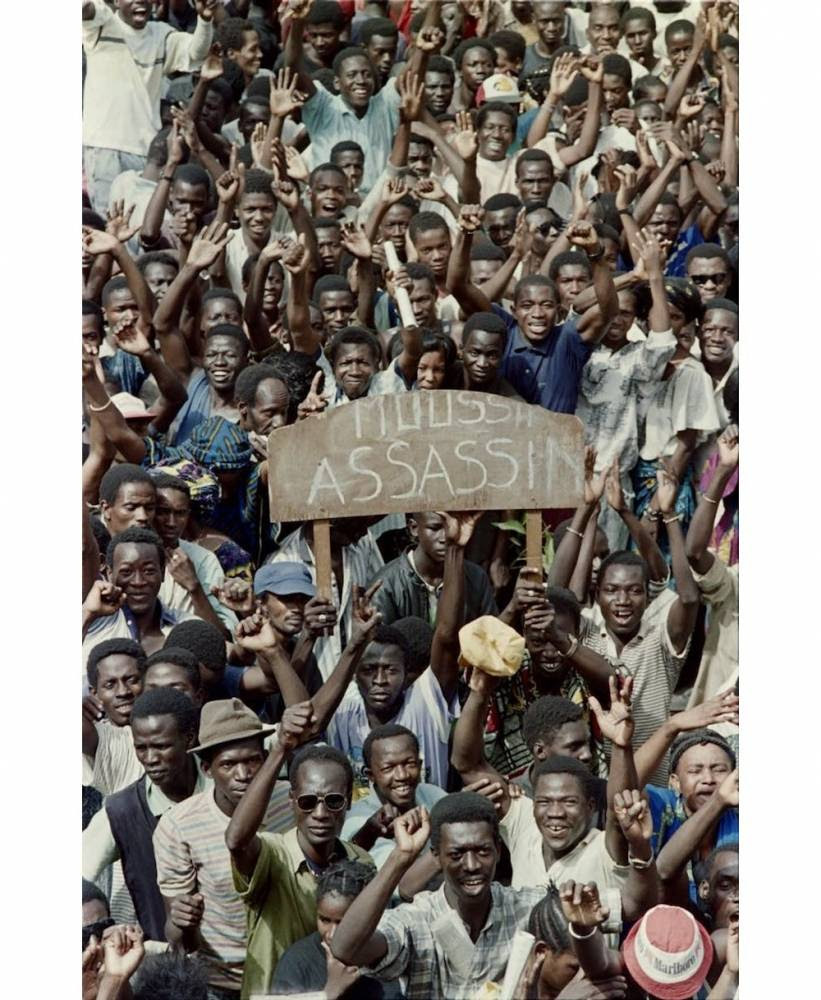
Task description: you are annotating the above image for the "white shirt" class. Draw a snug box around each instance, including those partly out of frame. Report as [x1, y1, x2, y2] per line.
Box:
[82, 1, 213, 155]
[638, 357, 721, 462]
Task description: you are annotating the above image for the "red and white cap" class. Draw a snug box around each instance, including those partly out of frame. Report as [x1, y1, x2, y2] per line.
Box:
[476, 73, 522, 105]
[622, 905, 714, 1000]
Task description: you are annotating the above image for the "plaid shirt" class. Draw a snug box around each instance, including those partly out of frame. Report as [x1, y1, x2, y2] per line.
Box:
[367, 882, 545, 999]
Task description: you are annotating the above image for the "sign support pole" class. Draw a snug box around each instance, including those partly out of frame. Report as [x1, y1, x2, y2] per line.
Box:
[525, 510, 543, 581]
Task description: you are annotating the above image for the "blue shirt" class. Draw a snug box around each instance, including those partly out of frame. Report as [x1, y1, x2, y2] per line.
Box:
[167, 369, 211, 446]
[665, 225, 704, 278]
[646, 785, 739, 903]
[493, 306, 592, 413]
[101, 350, 146, 395]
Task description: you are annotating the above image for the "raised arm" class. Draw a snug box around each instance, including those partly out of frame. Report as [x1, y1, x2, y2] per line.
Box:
[82, 497, 100, 602]
[340, 222, 376, 329]
[445, 207, 494, 315]
[656, 768, 737, 886]
[82, 349, 147, 465]
[558, 56, 605, 168]
[330, 809, 431, 969]
[656, 469, 701, 655]
[565, 222, 617, 343]
[430, 511, 482, 703]
[224, 702, 314, 876]
[420, 110, 481, 204]
[604, 464, 668, 585]
[282, 236, 322, 357]
[549, 448, 605, 590]
[451, 669, 508, 789]
[559, 881, 624, 982]
[685, 426, 738, 574]
[632, 137, 688, 228]
[526, 52, 578, 148]
[281, 1, 318, 98]
[234, 612, 311, 704]
[528, 601, 614, 701]
[243, 238, 293, 354]
[81, 228, 154, 330]
[663, 12, 707, 117]
[141, 122, 187, 248]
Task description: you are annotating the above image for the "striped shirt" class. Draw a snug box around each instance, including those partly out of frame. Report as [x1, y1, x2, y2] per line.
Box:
[267, 527, 385, 681]
[580, 604, 690, 785]
[153, 786, 295, 992]
[90, 720, 142, 797]
[366, 881, 546, 999]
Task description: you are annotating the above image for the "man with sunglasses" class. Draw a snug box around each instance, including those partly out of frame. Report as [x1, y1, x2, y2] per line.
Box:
[82, 878, 114, 952]
[685, 244, 734, 306]
[225, 703, 373, 999]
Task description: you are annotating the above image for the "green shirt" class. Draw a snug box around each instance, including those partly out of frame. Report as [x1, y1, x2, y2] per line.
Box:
[232, 827, 372, 999]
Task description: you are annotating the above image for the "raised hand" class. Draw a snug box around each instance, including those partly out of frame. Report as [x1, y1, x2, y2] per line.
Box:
[171, 103, 202, 155]
[673, 689, 739, 732]
[583, 446, 608, 505]
[398, 70, 425, 122]
[166, 118, 187, 168]
[605, 459, 626, 513]
[382, 176, 409, 206]
[452, 110, 479, 159]
[511, 208, 532, 259]
[635, 127, 656, 169]
[571, 169, 590, 223]
[415, 25, 445, 53]
[463, 776, 510, 816]
[726, 916, 739, 974]
[302, 595, 338, 637]
[194, 0, 219, 21]
[393, 806, 431, 859]
[101, 924, 145, 981]
[613, 789, 653, 848]
[523, 600, 557, 642]
[578, 54, 604, 84]
[271, 171, 300, 213]
[340, 221, 372, 260]
[549, 51, 582, 98]
[297, 371, 328, 419]
[250, 121, 267, 168]
[277, 699, 317, 751]
[261, 235, 296, 263]
[630, 228, 665, 279]
[512, 566, 548, 613]
[559, 880, 610, 928]
[83, 693, 106, 724]
[216, 148, 244, 204]
[106, 201, 140, 243]
[704, 160, 727, 185]
[678, 93, 706, 120]
[165, 546, 200, 593]
[82, 936, 103, 1000]
[613, 164, 638, 213]
[655, 465, 679, 514]
[280, 0, 313, 26]
[199, 42, 224, 82]
[717, 424, 739, 469]
[282, 233, 311, 275]
[351, 582, 383, 645]
[168, 894, 204, 930]
[458, 203, 485, 234]
[235, 610, 282, 653]
[566, 220, 601, 255]
[269, 67, 308, 117]
[187, 220, 234, 271]
[611, 108, 638, 133]
[718, 767, 739, 807]
[111, 315, 153, 357]
[284, 145, 310, 183]
[413, 176, 446, 203]
[83, 579, 126, 619]
[588, 674, 635, 749]
[82, 225, 121, 257]
[211, 578, 255, 616]
[437, 510, 483, 547]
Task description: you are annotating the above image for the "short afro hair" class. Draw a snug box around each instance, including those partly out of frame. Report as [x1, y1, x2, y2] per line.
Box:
[172, 163, 211, 193]
[454, 38, 496, 69]
[332, 46, 375, 77]
[546, 586, 582, 632]
[430, 791, 499, 851]
[489, 29, 526, 62]
[548, 251, 592, 281]
[360, 16, 398, 45]
[476, 101, 517, 131]
[145, 647, 203, 691]
[289, 744, 354, 799]
[242, 167, 276, 198]
[234, 363, 289, 407]
[87, 637, 147, 690]
[363, 723, 419, 769]
[307, 0, 347, 28]
[426, 55, 455, 81]
[99, 463, 156, 506]
[602, 53, 632, 87]
[83, 878, 110, 912]
[130, 686, 199, 739]
[391, 617, 434, 676]
[166, 619, 228, 675]
[531, 754, 597, 800]
[686, 243, 732, 270]
[483, 193, 522, 213]
[310, 162, 347, 187]
[597, 550, 649, 591]
[471, 242, 507, 262]
[137, 251, 179, 276]
[205, 323, 250, 353]
[326, 326, 382, 367]
[150, 472, 190, 502]
[202, 286, 242, 312]
[218, 17, 256, 53]
[633, 74, 666, 100]
[670, 728, 736, 773]
[330, 140, 365, 160]
[101, 275, 131, 307]
[408, 211, 451, 244]
[131, 950, 210, 1000]
[513, 273, 558, 303]
[106, 526, 165, 571]
[463, 311, 509, 345]
[365, 624, 411, 669]
[522, 696, 585, 753]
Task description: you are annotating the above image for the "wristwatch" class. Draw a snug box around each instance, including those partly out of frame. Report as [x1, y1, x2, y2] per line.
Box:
[587, 244, 604, 261]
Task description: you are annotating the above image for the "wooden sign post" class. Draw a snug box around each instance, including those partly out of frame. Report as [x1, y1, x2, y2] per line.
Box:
[269, 391, 584, 595]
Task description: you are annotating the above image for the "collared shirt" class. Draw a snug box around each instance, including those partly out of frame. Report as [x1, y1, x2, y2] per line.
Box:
[82, 769, 210, 883]
[82, 601, 185, 680]
[82, 1, 213, 155]
[153, 785, 295, 992]
[366, 881, 546, 999]
[577, 329, 677, 476]
[340, 783, 448, 869]
[327, 667, 460, 791]
[302, 80, 401, 193]
[638, 357, 721, 462]
[494, 307, 593, 413]
[326, 361, 409, 410]
[267, 527, 385, 681]
[159, 538, 238, 633]
[580, 604, 690, 785]
[231, 827, 372, 999]
[687, 558, 739, 709]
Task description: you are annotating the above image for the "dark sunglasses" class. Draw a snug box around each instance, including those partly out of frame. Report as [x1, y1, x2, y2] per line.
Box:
[691, 272, 727, 286]
[295, 792, 347, 813]
[83, 918, 115, 949]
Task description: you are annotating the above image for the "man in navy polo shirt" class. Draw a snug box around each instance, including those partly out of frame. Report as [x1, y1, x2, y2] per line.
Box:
[448, 214, 617, 413]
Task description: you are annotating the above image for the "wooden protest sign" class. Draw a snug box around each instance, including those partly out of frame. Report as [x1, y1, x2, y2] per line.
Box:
[268, 390, 584, 521]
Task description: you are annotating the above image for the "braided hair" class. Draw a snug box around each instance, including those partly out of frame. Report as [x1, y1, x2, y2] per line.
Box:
[316, 859, 377, 903]
[528, 883, 572, 954]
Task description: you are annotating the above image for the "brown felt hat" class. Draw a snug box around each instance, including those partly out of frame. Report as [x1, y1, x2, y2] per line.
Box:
[189, 698, 278, 754]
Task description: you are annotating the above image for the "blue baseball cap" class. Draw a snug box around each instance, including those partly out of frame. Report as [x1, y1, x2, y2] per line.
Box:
[253, 562, 316, 598]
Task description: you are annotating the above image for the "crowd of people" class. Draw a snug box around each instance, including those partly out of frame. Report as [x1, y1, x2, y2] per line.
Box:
[80, 2, 740, 998]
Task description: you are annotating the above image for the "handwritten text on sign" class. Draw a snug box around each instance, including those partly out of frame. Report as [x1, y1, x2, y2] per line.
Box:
[267, 390, 585, 520]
